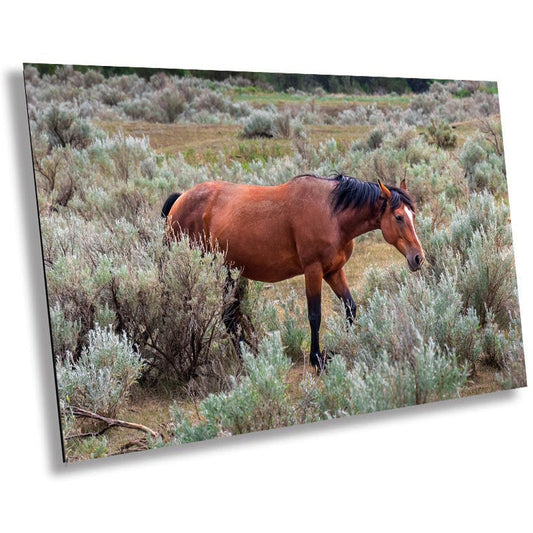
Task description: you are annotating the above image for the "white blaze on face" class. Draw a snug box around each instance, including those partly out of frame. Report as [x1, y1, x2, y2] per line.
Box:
[403, 206, 422, 250]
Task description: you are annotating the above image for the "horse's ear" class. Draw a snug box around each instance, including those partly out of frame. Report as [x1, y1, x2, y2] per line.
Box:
[400, 178, 407, 191]
[378, 179, 392, 200]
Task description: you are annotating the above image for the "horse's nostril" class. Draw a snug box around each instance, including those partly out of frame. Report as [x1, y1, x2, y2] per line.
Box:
[415, 254, 421, 266]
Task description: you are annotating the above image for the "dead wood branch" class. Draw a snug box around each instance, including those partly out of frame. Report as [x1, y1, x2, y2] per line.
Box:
[70, 406, 158, 438]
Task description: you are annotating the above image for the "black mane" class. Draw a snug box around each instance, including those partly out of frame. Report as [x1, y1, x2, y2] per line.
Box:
[328, 174, 415, 214]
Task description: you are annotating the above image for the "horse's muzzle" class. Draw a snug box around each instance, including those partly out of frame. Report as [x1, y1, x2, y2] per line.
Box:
[407, 252, 424, 272]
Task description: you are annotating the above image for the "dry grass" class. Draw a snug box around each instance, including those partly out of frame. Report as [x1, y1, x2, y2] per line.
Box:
[97, 121, 242, 157]
[98, 121, 377, 164]
[462, 363, 504, 397]
[450, 119, 484, 146]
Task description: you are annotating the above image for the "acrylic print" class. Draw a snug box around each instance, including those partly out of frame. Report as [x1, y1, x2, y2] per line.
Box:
[24, 64, 527, 462]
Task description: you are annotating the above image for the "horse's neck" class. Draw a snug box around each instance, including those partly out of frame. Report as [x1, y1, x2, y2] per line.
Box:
[337, 203, 381, 241]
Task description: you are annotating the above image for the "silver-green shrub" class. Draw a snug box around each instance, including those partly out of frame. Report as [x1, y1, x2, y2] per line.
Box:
[37, 104, 94, 151]
[459, 134, 506, 193]
[342, 271, 482, 368]
[50, 303, 82, 357]
[108, 236, 240, 390]
[366, 129, 385, 150]
[460, 226, 517, 327]
[482, 310, 525, 385]
[171, 329, 468, 446]
[172, 332, 295, 443]
[252, 288, 308, 362]
[242, 109, 275, 138]
[121, 97, 163, 122]
[318, 341, 466, 416]
[494, 316, 527, 390]
[56, 324, 144, 417]
[156, 88, 186, 123]
[43, 202, 241, 391]
[418, 192, 518, 331]
[273, 110, 293, 139]
[424, 120, 457, 149]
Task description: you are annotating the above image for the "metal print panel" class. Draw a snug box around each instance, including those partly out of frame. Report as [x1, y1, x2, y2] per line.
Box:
[23, 64, 527, 462]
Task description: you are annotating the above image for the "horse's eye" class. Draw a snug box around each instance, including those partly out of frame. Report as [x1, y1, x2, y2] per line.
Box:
[395, 215, 403, 222]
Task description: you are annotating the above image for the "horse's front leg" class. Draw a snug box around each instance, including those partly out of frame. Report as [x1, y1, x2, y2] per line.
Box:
[324, 268, 357, 324]
[304, 264, 325, 374]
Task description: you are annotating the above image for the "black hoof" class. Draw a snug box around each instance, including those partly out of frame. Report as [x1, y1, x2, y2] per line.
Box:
[310, 352, 326, 375]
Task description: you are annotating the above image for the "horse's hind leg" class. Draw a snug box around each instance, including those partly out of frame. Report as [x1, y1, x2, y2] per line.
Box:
[324, 268, 357, 323]
[222, 271, 245, 351]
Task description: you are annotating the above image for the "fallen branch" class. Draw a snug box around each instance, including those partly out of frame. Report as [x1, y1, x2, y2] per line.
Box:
[69, 406, 158, 438]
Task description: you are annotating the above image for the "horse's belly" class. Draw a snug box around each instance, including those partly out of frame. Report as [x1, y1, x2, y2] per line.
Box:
[226, 250, 303, 283]
[240, 264, 303, 283]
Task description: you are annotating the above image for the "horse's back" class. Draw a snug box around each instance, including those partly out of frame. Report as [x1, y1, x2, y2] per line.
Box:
[168, 180, 292, 234]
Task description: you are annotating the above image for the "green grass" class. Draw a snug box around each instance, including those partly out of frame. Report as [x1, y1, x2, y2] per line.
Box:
[230, 87, 412, 109]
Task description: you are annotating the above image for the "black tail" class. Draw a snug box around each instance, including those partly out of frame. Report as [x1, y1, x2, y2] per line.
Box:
[161, 192, 181, 219]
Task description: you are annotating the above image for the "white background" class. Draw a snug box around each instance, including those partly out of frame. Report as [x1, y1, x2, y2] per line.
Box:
[1, 1, 531, 531]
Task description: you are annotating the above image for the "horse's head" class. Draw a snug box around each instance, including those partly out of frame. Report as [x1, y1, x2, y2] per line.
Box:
[378, 179, 425, 272]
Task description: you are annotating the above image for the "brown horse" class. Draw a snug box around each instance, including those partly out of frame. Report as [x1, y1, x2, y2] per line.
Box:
[162, 174, 425, 372]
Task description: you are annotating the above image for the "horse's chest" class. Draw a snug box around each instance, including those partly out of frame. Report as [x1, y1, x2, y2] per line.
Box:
[322, 241, 354, 274]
